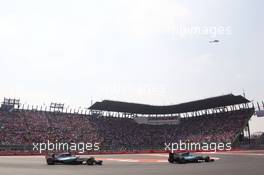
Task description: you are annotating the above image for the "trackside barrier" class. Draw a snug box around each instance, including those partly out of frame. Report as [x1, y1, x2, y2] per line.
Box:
[0, 148, 250, 156]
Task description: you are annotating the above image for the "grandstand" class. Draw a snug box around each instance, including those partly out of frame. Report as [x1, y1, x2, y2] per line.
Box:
[0, 94, 255, 154]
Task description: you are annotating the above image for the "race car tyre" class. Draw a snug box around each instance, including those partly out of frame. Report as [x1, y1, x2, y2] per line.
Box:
[86, 158, 95, 165]
[46, 158, 55, 165]
[205, 157, 210, 162]
[168, 158, 174, 163]
[96, 161, 103, 165]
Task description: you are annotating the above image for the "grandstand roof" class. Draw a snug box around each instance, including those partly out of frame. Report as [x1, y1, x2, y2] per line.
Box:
[89, 94, 250, 114]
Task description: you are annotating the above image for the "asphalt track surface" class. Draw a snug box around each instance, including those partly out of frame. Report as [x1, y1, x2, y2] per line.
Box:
[0, 151, 263, 175]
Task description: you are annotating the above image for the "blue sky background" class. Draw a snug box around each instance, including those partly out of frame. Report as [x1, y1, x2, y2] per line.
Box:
[0, 0, 263, 132]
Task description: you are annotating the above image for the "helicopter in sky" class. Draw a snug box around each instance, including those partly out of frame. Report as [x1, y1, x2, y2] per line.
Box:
[209, 40, 220, 43]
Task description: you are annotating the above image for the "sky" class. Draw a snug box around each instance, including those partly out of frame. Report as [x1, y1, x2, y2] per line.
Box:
[0, 0, 263, 132]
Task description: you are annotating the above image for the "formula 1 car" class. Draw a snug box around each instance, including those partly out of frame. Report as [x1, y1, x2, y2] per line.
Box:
[168, 152, 214, 164]
[46, 152, 103, 165]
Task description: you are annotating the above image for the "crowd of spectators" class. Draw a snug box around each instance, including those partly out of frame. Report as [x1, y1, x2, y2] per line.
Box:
[0, 112, 102, 145]
[90, 109, 254, 150]
[249, 132, 264, 146]
[0, 108, 254, 151]
[259, 133, 264, 144]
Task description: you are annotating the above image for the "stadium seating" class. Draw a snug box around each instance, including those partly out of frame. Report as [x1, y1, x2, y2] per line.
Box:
[0, 109, 254, 151]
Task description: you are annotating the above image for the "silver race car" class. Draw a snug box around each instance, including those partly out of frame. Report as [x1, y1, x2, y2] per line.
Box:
[46, 152, 103, 165]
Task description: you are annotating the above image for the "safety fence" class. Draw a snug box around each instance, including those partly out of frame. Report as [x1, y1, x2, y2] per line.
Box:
[1, 144, 263, 156]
